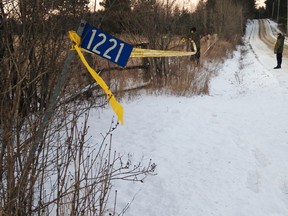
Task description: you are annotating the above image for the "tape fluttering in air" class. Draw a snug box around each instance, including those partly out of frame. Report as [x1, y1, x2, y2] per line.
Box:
[69, 31, 124, 125]
[130, 46, 196, 58]
[68, 31, 197, 125]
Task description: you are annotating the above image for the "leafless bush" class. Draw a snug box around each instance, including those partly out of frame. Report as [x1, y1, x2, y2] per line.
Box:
[32, 108, 156, 216]
[0, 1, 156, 215]
[147, 56, 220, 96]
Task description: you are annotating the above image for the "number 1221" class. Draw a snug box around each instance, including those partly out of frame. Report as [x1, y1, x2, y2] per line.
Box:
[86, 29, 125, 63]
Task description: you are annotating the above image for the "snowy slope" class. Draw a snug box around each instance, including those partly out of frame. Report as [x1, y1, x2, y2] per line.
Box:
[89, 19, 288, 216]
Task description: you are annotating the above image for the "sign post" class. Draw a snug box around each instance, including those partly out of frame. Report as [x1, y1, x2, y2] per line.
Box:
[32, 20, 87, 159]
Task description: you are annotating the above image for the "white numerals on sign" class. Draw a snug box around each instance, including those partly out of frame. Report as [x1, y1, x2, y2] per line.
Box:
[103, 38, 116, 60]
[87, 29, 125, 63]
[115, 43, 124, 62]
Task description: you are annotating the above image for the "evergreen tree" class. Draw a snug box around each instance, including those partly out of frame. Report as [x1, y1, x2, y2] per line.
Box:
[265, 0, 275, 18]
[173, 7, 192, 35]
[266, 0, 287, 23]
[99, 0, 132, 33]
[204, 0, 257, 38]
[236, 0, 256, 19]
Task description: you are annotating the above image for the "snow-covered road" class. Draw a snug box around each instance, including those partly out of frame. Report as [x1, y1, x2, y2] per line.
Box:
[91, 19, 288, 216]
[249, 19, 288, 93]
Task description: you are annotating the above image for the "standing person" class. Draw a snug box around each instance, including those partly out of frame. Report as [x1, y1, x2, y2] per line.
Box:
[274, 32, 285, 69]
[189, 27, 201, 65]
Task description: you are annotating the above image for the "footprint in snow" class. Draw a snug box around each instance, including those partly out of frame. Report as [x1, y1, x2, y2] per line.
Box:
[253, 148, 270, 168]
[246, 171, 261, 193]
[279, 178, 288, 209]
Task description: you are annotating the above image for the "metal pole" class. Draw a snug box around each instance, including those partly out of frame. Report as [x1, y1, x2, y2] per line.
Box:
[16, 19, 87, 196]
[94, 0, 97, 13]
[277, 0, 280, 22]
[287, 0, 288, 34]
[30, 19, 87, 167]
[0, 15, 3, 61]
[272, 1, 275, 18]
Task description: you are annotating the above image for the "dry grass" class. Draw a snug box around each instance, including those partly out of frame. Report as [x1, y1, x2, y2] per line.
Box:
[202, 39, 235, 62]
[67, 36, 237, 101]
[145, 37, 234, 97]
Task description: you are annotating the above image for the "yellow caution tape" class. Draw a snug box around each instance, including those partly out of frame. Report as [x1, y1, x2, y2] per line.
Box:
[68, 31, 197, 124]
[70, 34, 197, 58]
[130, 47, 196, 58]
[75, 46, 197, 58]
[69, 31, 124, 125]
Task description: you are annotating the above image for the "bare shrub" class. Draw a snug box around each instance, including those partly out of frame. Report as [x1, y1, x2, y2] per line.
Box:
[0, 1, 156, 215]
[32, 107, 156, 215]
[146, 57, 218, 96]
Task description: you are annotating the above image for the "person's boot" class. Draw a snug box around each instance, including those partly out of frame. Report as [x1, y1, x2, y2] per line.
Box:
[274, 65, 281, 69]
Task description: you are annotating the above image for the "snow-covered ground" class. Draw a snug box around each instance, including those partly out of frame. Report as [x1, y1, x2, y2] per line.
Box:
[89, 19, 288, 216]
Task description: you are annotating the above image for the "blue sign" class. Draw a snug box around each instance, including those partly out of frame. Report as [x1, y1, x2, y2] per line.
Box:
[81, 24, 133, 67]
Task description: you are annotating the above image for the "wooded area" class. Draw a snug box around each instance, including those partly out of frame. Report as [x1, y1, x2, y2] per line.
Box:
[0, 0, 265, 215]
[259, 0, 288, 32]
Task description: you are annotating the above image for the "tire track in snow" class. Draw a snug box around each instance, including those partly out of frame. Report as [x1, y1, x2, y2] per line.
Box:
[248, 19, 288, 93]
[246, 20, 262, 65]
[258, 19, 288, 58]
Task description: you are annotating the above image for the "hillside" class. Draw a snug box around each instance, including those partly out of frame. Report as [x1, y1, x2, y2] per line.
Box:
[91, 19, 288, 216]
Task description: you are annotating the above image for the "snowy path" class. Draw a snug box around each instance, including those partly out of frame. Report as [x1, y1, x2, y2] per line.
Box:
[90, 20, 288, 216]
[248, 19, 288, 93]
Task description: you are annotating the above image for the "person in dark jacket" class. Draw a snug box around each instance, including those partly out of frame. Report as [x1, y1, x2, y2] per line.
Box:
[274, 32, 285, 69]
[189, 27, 201, 65]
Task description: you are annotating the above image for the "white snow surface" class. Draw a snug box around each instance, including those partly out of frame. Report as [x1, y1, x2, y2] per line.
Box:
[88, 19, 288, 216]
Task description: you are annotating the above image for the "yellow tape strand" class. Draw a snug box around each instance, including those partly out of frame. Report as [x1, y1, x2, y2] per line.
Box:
[68, 30, 197, 124]
[72, 41, 197, 58]
[130, 47, 196, 58]
[69, 31, 124, 125]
